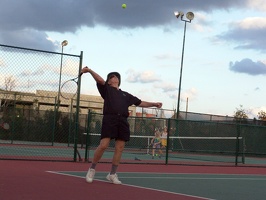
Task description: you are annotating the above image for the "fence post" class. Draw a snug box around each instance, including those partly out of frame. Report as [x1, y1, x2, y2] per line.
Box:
[73, 51, 83, 162]
[68, 98, 74, 147]
[51, 97, 57, 146]
[85, 110, 91, 161]
[235, 122, 241, 166]
[11, 93, 18, 144]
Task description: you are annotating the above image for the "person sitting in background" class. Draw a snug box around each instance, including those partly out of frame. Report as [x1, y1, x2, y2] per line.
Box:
[151, 129, 163, 159]
[161, 126, 168, 149]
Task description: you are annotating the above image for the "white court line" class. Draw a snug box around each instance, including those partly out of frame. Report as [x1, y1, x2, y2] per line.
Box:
[46, 171, 213, 200]
[107, 172, 266, 181]
[47, 171, 266, 180]
[115, 176, 266, 181]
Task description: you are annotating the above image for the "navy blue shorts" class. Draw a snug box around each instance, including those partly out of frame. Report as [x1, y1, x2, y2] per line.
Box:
[101, 114, 130, 141]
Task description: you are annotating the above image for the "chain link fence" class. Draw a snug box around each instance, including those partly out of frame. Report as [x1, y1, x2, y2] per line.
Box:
[84, 113, 266, 166]
[1, 44, 266, 166]
[1, 105, 266, 166]
[0, 44, 82, 161]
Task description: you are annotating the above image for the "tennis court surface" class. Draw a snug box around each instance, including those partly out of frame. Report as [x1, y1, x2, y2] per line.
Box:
[1, 160, 266, 200]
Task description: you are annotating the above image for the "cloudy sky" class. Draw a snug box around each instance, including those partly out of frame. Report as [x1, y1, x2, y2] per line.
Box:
[1, 0, 266, 118]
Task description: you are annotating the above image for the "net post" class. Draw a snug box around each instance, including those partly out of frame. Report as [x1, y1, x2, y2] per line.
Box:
[242, 137, 246, 164]
[146, 137, 150, 154]
[165, 119, 170, 165]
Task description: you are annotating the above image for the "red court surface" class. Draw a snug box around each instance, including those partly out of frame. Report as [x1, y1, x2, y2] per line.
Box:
[1, 160, 266, 200]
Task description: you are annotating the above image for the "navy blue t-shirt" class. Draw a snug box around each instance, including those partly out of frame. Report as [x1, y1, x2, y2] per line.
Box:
[97, 82, 141, 117]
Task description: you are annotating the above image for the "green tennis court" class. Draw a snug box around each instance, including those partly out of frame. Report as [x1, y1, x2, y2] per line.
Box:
[49, 171, 266, 200]
[2, 142, 266, 166]
[2, 160, 266, 200]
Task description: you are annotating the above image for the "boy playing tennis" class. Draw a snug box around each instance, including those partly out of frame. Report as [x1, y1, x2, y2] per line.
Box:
[82, 67, 162, 184]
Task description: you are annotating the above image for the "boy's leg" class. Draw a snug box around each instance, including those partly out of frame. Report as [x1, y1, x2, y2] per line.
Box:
[92, 138, 111, 165]
[106, 139, 125, 184]
[112, 139, 125, 166]
[86, 138, 110, 183]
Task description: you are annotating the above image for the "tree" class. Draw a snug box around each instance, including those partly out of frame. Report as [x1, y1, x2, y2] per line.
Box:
[3, 76, 16, 91]
[258, 110, 266, 121]
[0, 76, 16, 108]
[234, 105, 248, 123]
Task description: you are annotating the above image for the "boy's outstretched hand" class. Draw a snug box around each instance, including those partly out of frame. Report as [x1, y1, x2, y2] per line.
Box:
[154, 102, 162, 108]
[81, 66, 90, 74]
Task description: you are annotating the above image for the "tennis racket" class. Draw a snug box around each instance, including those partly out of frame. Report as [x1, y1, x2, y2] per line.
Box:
[1, 122, 10, 130]
[60, 70, 85, 100]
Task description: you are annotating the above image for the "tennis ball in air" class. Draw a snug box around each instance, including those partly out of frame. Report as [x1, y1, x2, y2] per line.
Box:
[122, 4, 126, 9]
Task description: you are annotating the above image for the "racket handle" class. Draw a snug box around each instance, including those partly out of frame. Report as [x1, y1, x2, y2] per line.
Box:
[79, 66, 88, 77]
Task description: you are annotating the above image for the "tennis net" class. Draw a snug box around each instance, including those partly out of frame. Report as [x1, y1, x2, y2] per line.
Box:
[85, 133, 245, 165]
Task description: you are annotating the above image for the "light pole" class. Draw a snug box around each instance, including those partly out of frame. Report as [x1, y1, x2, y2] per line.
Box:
[57, 40, 68, 108]
[174, 11, 194, 119]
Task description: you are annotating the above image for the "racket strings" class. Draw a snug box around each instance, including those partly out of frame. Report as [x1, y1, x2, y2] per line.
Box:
[60, 80, 78, 99]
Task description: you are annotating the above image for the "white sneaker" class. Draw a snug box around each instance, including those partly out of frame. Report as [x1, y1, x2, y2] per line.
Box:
[106, 173, 122, 184]
[86, 168, 95, 183]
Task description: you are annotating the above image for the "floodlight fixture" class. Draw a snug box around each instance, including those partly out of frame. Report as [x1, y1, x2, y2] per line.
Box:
[174, 11, 184, 19]
[186, 12, 194, 21]
[174, 11, 194, 22]
[61, 40, 68, 47]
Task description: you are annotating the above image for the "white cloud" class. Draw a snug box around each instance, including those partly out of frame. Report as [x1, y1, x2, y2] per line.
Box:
[218, 17, 266, 52]
[192, 12, 213, 32]
[237, 17, 266, 29]
[125, 69, 161, 83]
[155, 82, 177, 92]
[166, 87, 198, 102]
[181, 88, 198, 101]
[247, 0, 266, 11]
[248, 106, 266, 119]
